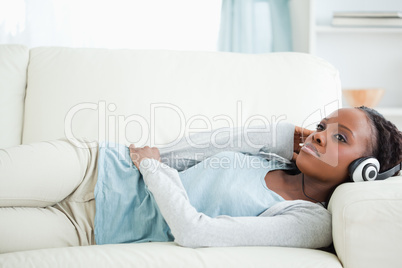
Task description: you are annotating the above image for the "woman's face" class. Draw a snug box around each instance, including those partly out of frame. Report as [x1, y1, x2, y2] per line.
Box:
[296, 108, 373, 185]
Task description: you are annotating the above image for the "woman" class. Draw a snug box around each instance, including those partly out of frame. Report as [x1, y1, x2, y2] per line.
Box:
[1, 106, 401, 253]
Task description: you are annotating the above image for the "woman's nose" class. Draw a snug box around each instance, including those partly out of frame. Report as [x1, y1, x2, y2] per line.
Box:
[313, 131, 326, 146]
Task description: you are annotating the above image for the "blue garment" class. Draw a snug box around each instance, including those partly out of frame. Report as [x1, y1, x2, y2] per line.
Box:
[180, 151, 284, 217]
[94, 143, 292, 245]
[94, 142, 173, 244]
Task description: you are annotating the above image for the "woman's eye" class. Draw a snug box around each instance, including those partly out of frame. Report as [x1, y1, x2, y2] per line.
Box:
[335, 134, 346, 143]
[316, 123, 325, 131]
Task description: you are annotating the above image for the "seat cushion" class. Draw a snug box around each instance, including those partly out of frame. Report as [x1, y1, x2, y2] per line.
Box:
[0, 242, 342, 268]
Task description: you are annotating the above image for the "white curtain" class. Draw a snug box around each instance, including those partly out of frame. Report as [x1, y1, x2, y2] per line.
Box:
[218, 0, 292, 54]
[0, 0, 222, 50]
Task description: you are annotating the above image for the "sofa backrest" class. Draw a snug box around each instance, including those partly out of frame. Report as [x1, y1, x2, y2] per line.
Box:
[18, 47, 341, 147]
[0, 45, 29, 149]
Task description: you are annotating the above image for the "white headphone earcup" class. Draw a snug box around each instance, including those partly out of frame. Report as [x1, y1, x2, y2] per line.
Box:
[349, 157, 380, 182]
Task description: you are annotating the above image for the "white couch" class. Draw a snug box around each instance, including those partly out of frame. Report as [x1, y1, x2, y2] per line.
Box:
[0, 44, 401, 268]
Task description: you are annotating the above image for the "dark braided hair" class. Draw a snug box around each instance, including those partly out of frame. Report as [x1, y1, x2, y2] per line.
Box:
[357, 106, 402, 175]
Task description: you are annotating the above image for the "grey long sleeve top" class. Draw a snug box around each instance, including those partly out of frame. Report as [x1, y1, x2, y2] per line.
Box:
[139, 159, 332, 248]
[139, 122, 332, 249]
[158, 122, 295, 171]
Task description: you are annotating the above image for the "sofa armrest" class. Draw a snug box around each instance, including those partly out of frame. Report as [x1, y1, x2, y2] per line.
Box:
[328, 176, 402, 268]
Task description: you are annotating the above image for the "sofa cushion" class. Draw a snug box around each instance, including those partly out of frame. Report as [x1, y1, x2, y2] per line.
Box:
[0, 45, 29, 148]
[22, 48, 341, 147]
[0, 242, 342, 268]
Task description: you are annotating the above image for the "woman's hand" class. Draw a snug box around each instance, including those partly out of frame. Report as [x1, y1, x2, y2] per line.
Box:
[129, 144, 161, 169]
[292, 126, 314, 161]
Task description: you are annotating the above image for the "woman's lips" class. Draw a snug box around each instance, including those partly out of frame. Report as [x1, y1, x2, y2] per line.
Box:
[301, 143, 320, 157]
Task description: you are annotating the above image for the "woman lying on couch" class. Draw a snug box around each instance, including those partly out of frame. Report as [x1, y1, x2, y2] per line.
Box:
[1, 106, 401, 253]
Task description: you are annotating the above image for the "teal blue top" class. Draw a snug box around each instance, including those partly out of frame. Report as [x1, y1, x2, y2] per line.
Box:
[180, 151, 285, 217]
[94, 142, 292, 245]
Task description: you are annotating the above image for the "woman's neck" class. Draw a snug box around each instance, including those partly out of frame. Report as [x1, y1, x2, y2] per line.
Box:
[300, 173, 332, 203]
[265, 170, 333, 203]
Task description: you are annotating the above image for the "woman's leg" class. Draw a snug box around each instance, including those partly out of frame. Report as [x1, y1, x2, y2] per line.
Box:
[0, 206, 81, 253]
[0, 139, 96, 207]
[0, 139, 98, 253]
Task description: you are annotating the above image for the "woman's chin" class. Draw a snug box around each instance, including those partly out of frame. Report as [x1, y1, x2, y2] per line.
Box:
[296, 152, 348, 183]
[296, 152, 325, 178]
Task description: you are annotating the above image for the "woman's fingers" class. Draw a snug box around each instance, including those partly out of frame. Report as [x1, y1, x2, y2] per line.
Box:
[295, 126, 314, 141]
[129, 145, 161, 169]
[293, 126, 314, 156]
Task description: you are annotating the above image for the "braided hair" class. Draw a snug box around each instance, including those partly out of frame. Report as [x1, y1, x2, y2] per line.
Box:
[357, 106, 402, 175]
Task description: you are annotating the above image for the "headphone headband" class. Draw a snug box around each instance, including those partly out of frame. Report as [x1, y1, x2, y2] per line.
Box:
[377, 162, 402, 180]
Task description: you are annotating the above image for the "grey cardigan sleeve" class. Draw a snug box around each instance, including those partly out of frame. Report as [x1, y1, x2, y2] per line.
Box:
[139, 159, 332, 249]
[158, 122, 295, 171]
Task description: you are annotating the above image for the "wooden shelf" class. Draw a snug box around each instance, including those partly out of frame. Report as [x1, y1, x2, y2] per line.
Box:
[316, 25, 402, 34]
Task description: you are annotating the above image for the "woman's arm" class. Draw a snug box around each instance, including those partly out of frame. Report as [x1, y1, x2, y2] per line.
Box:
[138, 158, 332, 249]
[158, 122, 298, 171]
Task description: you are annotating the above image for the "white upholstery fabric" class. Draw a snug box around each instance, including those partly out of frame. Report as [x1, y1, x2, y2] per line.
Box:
[329, 176, 402, 268]
[0, 45, 29, 148]
[0, 242, 342, 268]
[23, 48, 341, 147]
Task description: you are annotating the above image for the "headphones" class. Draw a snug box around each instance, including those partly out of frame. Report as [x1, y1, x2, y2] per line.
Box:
[349, 157, 402, 182]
